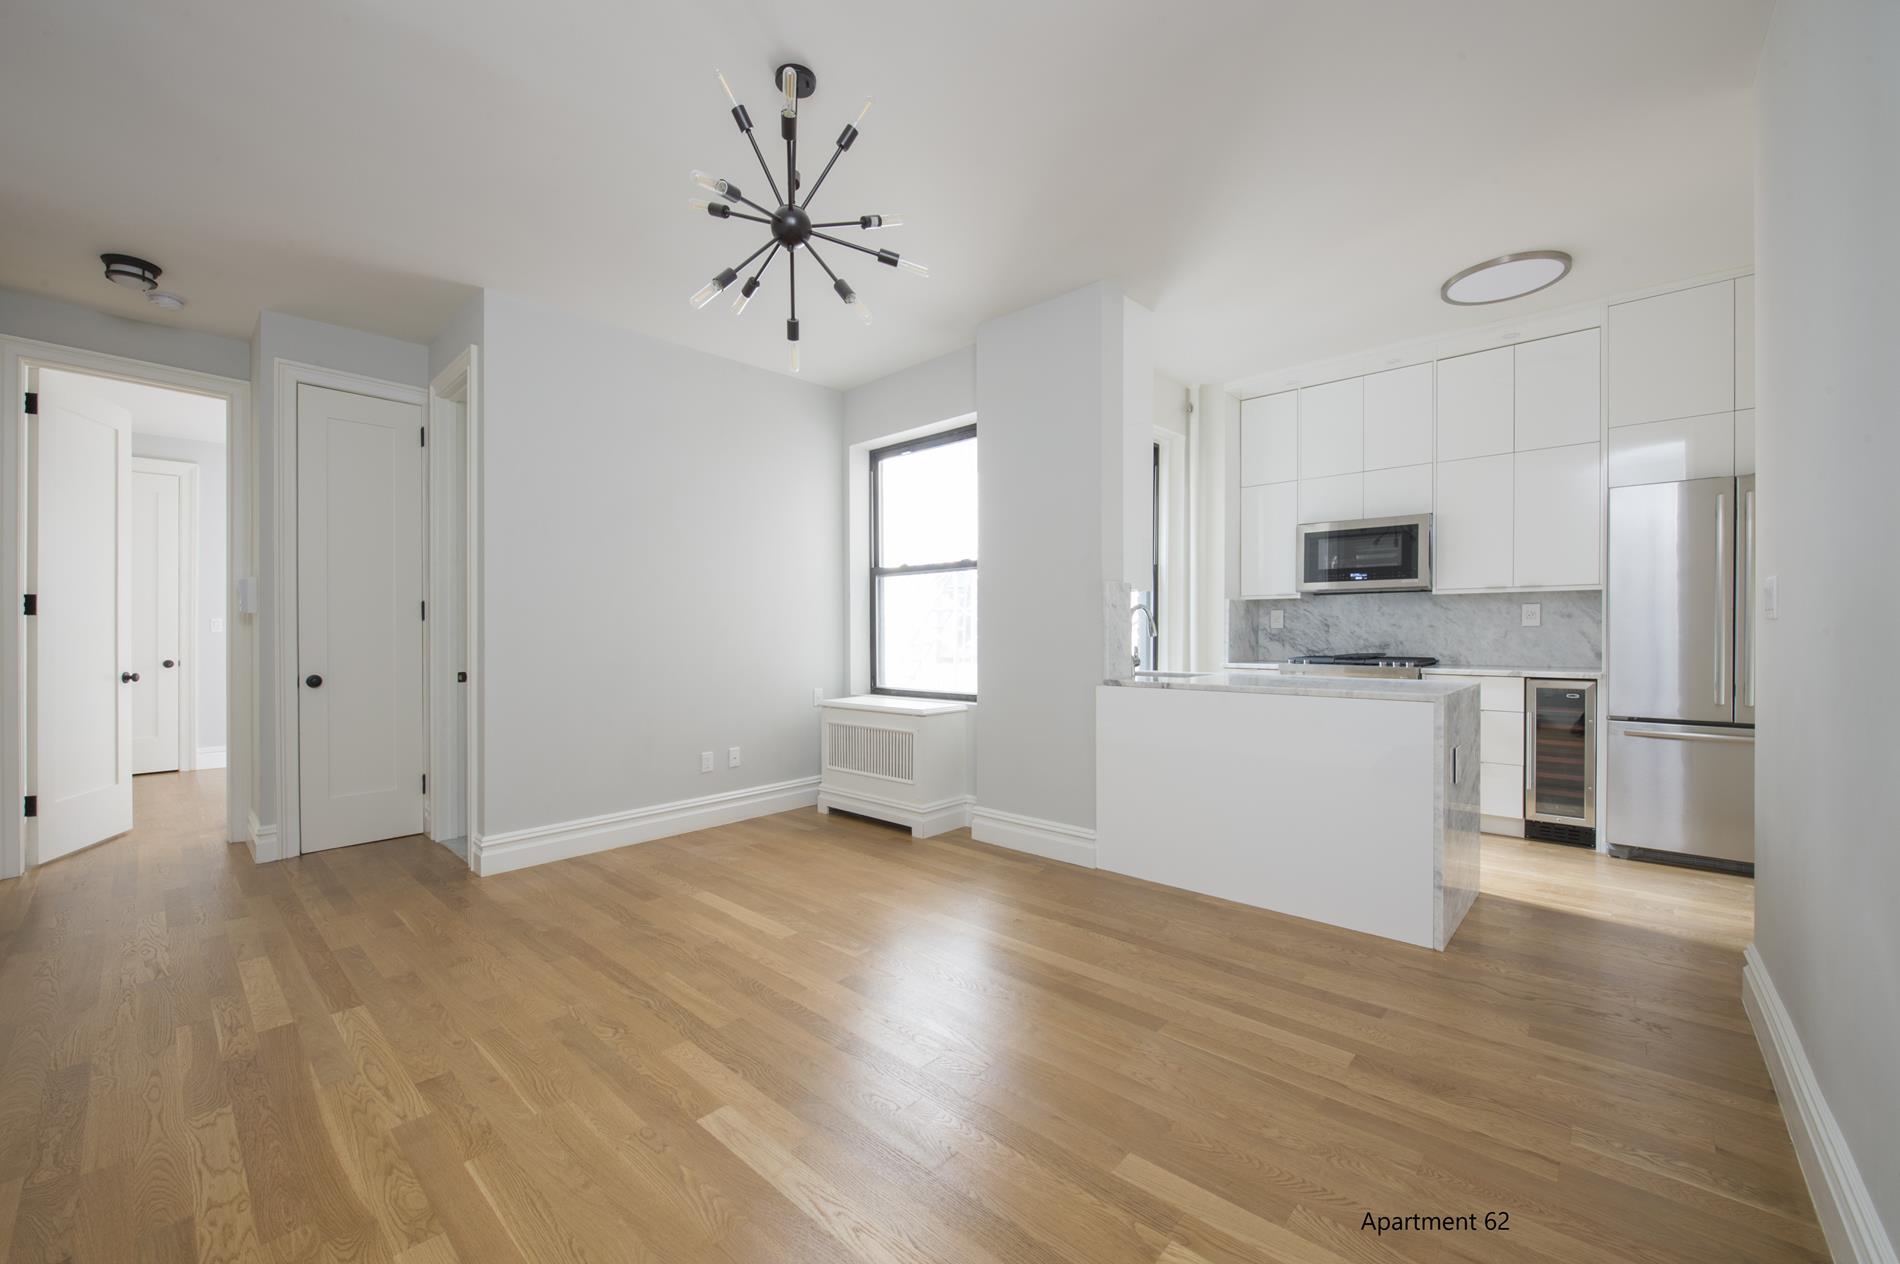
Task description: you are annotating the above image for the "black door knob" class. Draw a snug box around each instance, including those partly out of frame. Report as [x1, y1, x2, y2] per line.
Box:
[162, 659, 176, 668]
[305, 674, 323, 688]
[121, 671, 140, 683]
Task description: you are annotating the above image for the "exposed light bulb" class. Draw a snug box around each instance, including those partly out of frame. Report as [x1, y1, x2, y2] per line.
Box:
[716, 69, 739, 109]
[863, 213, 903, 230]
[896, 257, 930, 278]
[691, 169, 729, 197]
[732, 277, 760, 314]
[689, 281, 721, 309]
[854, 99, 873, 127]
[689, 198, 710, 212]
[853, 298, 873, 326]
[789, 344, 801, 373]
[781, 66, 798, 115]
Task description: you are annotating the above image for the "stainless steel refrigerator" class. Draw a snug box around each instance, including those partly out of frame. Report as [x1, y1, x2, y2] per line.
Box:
[1606, 475, 1756, 867]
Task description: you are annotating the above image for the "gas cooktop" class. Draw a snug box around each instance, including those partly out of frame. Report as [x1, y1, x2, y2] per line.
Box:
[1282, 653, 1441, 679]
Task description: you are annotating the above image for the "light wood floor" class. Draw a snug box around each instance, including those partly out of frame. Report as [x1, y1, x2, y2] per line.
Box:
[0, 772, 1820, 1263]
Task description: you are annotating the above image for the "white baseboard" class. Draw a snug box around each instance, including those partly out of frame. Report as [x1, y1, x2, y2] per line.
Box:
[470, 776, 820, 877]
[195, 746, 228, 770]
[969, 805, 1097, 868]
[1743, 943, 1897, 1264]
[246, 811, 283, 864]
[817, 787, 972, 838]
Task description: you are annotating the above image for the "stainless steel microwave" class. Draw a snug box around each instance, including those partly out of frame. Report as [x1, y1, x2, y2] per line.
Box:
[1296, 514, 1433, 593]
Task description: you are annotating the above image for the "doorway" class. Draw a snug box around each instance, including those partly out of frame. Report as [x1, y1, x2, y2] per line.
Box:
[7, 351, 244, 873]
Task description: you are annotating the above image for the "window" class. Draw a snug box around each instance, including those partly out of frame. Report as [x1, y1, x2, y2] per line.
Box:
[871, 425, 977, 699]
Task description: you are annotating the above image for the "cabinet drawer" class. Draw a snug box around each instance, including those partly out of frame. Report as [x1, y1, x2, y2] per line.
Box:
[1479, 677, 1526, 712]
[1481, 762, 1525, 819]
[1481, 709, 1525, 765]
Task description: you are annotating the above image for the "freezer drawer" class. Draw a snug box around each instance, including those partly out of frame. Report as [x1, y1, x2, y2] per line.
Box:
[1607, 720, 1754, 864]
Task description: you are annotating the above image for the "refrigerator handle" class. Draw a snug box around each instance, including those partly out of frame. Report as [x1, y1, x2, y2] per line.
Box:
[1742, 485, 1756, 708]
[1714, 491, 1729, 707]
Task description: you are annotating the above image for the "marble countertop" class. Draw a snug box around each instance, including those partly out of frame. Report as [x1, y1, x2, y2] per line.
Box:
[1225, 662, 1601, 679]
[1111, 671, 1477, 704]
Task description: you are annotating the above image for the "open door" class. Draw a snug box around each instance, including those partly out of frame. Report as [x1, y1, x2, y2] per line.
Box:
[27, 367, 135, 862]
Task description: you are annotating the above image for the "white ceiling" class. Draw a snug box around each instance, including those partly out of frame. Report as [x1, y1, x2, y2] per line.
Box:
[40, 368, 227, 443]
[0, 0, 1771, 391]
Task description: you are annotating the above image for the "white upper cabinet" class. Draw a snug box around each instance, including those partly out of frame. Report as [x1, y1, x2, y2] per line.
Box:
[1608, 413, 1734, 487]
[1362, 363, 1434, 470]
[1239, 482, 1299, 596]
[1736, 409, 1756, 475]
[1735, 274, 1756, 410]
[1514, 442, 1601, 588]
[1362, 464, 1433, 518]
[1436, 347, 1514, 462]
[1298, 473, 1363, 524]
[1433, 454, 1513, 590]
[1608, 280, 1734, 427]
[1514, 329, 1601, 451]
[1239, 391, 1298, 487]
[1298, 377, 1364, 479]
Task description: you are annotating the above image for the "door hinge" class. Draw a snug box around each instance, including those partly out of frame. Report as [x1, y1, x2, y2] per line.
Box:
[22, 795, 36, 818]
[23, 391, 38, 415]
[420, 600, 426, 620]
[22, 593, 36, 616]
[420, 426, 426, 447]
[421, 774, 427, 795]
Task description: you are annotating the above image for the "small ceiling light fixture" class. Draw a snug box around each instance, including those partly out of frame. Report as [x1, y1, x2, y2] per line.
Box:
[1440, 250, 1572, 306]
[146, 291, 186, 311]
[689, 63, 924, 373]
[101, 253, 163, 292]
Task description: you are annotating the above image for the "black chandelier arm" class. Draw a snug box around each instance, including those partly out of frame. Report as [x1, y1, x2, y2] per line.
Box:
[810, 218, 875, 229]
[788, 248, 797, 323]
[726, 189, 777, 219]
[720, 209, 774, 226]
[748, 241, 782, 286]
[803, 241, 841, 285]
[728, 238, 777, 277]
[744, 133, 784, 206]
[808, 230, 888, 261]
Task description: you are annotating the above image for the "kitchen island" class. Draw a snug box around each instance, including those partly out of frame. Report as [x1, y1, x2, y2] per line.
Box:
[1096, 672, 1481, 950]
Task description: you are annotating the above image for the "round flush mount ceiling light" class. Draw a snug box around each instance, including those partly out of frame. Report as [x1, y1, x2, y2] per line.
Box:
[146, 290, 186, 311]
[1440, 250, 1572, 306]
[101, 253, 162, 291]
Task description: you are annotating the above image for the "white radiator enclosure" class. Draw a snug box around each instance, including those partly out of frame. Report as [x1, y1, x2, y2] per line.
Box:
[817, 696, 973, 837]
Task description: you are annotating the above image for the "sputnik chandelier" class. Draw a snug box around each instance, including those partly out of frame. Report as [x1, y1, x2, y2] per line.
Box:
[689, 63, 926, 373]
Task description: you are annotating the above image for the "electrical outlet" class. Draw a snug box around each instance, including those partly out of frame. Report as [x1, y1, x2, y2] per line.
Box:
[1521, 603, 1541, 627]
[700, 751, 714, 773]
[813, 687, 824, 706]
[210, 617, 224, 634]
[1268, 608, 1285, 630]
[1763, 575, 1779, 619]
[727, 746, 742, 768]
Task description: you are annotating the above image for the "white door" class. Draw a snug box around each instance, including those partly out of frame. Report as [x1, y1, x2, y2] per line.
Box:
[28, 368, 134, 861]
[132, 460, 186, 773]
[297, 384, 425, 852]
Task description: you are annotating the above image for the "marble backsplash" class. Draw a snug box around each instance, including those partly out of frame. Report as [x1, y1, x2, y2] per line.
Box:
[1228, 590, 1602, 669]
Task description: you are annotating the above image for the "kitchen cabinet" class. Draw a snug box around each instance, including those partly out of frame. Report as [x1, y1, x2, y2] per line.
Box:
[1433, 454, 1513, 590]
[1298, 377, 1363, 479]
[1735, 275, 1756, 410]
[1514, 329, 1601, 451]
[1481, 709, 1525, 765]
[1239, 481, 1298, 596]
[1735, 409, 1756, 475]
[1240, 391, 1298, 487]
[1514, 443, 1600, 587]
[1480, 762, 1524, 819]
[1362, 463, 1433, 517]
[1298, 473, 1363, 524]
[1607, 413, 1734, 487]
[1608, 280, 1734, 427]
[1436, 346, 1514, 461]
[1363, 362, 1434, 470]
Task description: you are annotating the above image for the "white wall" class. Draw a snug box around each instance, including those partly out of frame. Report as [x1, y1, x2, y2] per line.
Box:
[843, 344, 975, 448]
[0, 287, 250, 381]
[1753, 0, 1900, 1252]
[477, 290, 845, 836]
[429, 292, 484, 383]
[130, 432, 227, 753]
[250, 311, 430, 827]
[1193, 386, 1235, 671]
[972, 283, 1145, 844]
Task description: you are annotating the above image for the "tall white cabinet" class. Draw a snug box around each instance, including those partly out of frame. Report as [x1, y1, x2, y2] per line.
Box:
[1606, 276, 1755, 489]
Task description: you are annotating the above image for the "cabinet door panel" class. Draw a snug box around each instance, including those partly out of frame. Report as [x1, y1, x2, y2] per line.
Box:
[1608, 280, 1734, 426]
[1362, 464, 1433, 517]
[1481, 710, 1525, 765]
[1298, 473, 1363, 524]
[1515, 328, 1600, 451]
[1240, 482, 1298, 596]
[1481, 762, 1525, 818]
[1363, 362, 1433, 470]
[1433, 454, 1513, 589]
[1240, 391, 1298, 487]
[1514, 442, 1601, 588]
[1736, 275, 1756, 410]
[1298, 377, 1363, 479]
[1607, 413, 1734, 487]
[1735, 408, 1756, 475]
[1436, 347, 1514, 461]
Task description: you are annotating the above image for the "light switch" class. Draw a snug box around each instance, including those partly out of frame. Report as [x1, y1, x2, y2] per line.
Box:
[812, 687, 824, 706]
[210, 617, 224, 634]
[1268, 608, 1285, 630]
[1763, 575, 1779, 619]
[1521, 603, 1541, 627]
[728, 746, 742, 768]
[700, 751, 714, 773]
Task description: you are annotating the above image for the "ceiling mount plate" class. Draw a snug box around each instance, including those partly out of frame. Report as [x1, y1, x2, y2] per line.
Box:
[774, 62, 817, 99]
